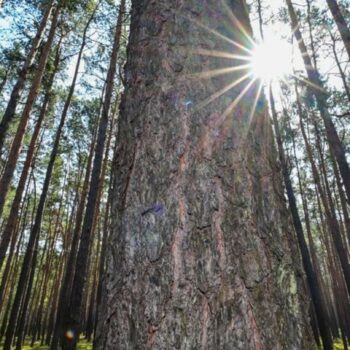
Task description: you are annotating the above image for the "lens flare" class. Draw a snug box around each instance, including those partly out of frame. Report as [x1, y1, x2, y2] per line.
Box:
[65, 329, 75, 341]
[250, 38, 292, 82]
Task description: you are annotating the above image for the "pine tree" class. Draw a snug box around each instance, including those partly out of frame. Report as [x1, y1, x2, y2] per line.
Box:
[96, 0, 314, 348]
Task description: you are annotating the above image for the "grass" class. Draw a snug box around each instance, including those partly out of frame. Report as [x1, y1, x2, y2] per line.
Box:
[13, 338, 92, 350]
[318, 340, 346, 350]
[334, 340, 345, 350]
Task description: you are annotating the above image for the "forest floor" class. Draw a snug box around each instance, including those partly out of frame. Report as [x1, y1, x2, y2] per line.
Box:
[0, 338, 342, 349]
[16, 339, 344, 350]
[334, 340, 345, 349]
[316, 339, 344, 349]
[0, 339, 92, 350]
[22, 343, 92, 350]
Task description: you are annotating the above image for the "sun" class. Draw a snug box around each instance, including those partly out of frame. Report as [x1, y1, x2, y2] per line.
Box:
[250, 37, 292, 82]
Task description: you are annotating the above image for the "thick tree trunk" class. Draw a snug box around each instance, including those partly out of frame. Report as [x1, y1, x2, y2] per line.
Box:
[0, 1, 54, 154]
[326, 0, 350, 61]
[286, 0, 350, 206]
[61, 1, 125, 348]
[96, 1, 313, 349]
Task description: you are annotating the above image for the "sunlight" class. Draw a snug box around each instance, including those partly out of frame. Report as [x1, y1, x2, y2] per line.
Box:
[250, 37, 292, 82]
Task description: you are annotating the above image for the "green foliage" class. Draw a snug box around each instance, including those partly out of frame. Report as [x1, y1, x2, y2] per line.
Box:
[20, 339, 92, 350]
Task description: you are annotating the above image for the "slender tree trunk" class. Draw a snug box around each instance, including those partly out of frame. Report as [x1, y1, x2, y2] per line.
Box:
[326, 0, 350, 61]
[93, 122, 118, 345]
[0, 183, 34, 342]
[0, 1, 54, 153]
[84, 109, 115, 342]
[270, 88, 333, 350]
[330, 32, 350, 104]
[0, 70, 9, 96]
[61, 2, 125, 348]
[50, 115, 98, 350]
[15, 237, 39, 350]
[257, 0, 264, 40]
[296, 85, 350, 301]
[0, 43, 60, 270]
[96, 1, 313, 349]
[286, 0, 350, 205]
[0, 175, 31, 309]
[306, 0, 318, 70]
[31, 180, 66, 346]
[45, 251, 65, 345]
[0, 4, 60, 220]
[3, 8, 87, 347]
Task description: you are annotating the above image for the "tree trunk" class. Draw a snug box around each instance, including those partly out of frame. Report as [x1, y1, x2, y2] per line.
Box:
[3, 6, 87, 345]
[269, 88, 333, 350]
[326, 0, 350, 61]
[330, 32, 350, 104]
[286, 0, 350, 206]
[0, 177, 31, 311]
[31, 181, 66, 346]
[61, 1, 125, 348]
[14, 237, 39, 350]
[93, 132, 117, 345]
[96, 1, 314, 349]
[295, 85, 350, 301]
[0, 4, 60, 221]
[0, 42, 60, 271]
[0, 1, 54, 154]
[50, 120, 97, 350]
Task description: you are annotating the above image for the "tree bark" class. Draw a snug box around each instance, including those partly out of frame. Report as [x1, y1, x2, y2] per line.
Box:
[96, 1, 314, 349]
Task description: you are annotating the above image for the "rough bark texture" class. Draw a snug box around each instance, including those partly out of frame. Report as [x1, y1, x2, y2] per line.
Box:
[97, 1, 314, 349]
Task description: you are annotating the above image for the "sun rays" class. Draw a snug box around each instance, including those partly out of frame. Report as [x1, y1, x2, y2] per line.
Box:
[250, 38, 292, 82]
[187, 3, 323, 137]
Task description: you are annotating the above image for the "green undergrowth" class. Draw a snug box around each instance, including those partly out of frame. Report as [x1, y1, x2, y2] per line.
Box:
[8, 338, 93, 350]
[318, 340, 345, 350]
[334, 340, 345, 350]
